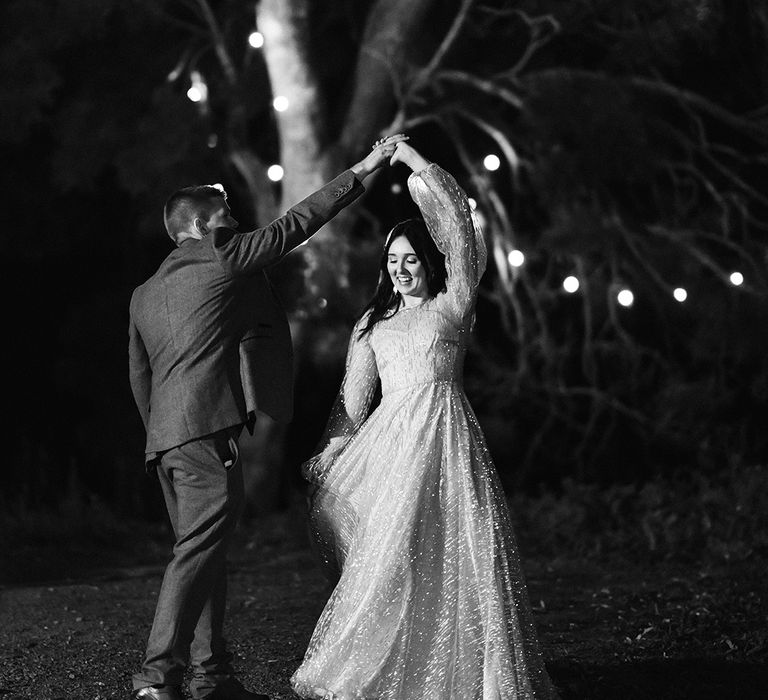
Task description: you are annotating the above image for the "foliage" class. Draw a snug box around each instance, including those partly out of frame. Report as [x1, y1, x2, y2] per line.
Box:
[0, 469, 167, 585]
[411, 0, 768, 482]
[4, 461, 765, 585]
[510, 463, 768, 565]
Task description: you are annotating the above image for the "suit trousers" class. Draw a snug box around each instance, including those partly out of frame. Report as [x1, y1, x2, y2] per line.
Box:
[133, 429, 245, 692]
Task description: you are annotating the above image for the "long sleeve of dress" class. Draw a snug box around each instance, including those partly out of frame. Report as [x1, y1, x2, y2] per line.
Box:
[302, 315, 379, 484]
[407, 163, 487, 323]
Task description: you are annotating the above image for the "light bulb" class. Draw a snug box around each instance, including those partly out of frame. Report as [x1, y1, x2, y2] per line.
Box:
[563, 276, 579, 293]
[483, 154, 501, 171]
[617, 289, 634, 307]
[507, 249, 525, 267]
[267, 164, 284, 182]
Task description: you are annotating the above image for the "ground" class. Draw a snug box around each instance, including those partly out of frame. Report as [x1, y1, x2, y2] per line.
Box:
[1, 504, 766, 700]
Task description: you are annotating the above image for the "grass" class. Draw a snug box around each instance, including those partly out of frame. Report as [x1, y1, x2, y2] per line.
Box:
[1, 464, 767, 698]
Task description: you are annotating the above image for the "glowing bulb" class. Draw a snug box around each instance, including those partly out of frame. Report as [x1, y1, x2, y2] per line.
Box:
[207, 134, 218, 148]
[729, 271, 744, 286]
[187, 71, 207, 103]
[390, 183, 402, 194]
[248, 31, 264, 48]
[272, 95, 289, 112]
[483, 154, 501, 171]
[617, 289, 634, 307]
[467, 197, 477, 211]
[673, 287, 687, 302]
[563, 276, 579, 293]
[267, 164, 284, 182]
[507, 249, 525, 267]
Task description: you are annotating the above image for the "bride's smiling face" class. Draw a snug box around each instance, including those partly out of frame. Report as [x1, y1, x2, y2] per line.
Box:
[387, 235, 428, 301]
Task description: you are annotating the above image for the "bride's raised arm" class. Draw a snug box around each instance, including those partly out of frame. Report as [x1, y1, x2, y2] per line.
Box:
[395, 145, 487, 323]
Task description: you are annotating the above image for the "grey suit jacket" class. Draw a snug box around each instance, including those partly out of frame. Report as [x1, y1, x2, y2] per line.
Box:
[128, 169, 363, 463]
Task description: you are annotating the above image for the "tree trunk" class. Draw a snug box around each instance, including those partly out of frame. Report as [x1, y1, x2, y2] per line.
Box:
[239, 0, 440, 511]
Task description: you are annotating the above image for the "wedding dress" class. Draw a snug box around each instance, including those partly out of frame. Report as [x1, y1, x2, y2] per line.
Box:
[291, 164, 558, 699]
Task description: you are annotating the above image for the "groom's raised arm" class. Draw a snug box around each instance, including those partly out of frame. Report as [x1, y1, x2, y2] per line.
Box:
[211, 169, 363, 274]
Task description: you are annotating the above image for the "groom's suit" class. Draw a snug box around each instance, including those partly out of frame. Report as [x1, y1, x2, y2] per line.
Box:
[128, 170, 363, 695]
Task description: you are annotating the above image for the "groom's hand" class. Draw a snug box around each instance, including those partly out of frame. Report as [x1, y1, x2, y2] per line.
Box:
[350, 134, 409, 180]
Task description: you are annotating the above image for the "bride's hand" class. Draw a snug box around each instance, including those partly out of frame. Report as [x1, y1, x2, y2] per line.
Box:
[390, 142, 431, 171]
[302, 436, 347, 484]
[351, 134, 409, 180]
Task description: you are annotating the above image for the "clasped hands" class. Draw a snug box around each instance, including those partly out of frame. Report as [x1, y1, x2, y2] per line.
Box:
[360, 133, 408, 171]
[352, 134, 430, 181]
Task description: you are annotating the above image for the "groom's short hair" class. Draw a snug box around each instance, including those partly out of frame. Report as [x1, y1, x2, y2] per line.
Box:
[164, 185, 228, 243]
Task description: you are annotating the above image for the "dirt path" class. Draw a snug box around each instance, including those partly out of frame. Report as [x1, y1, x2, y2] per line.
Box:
[1, 508, 766, 699]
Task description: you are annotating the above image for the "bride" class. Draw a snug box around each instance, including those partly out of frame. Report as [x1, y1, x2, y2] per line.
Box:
[291, 141, 558, 699]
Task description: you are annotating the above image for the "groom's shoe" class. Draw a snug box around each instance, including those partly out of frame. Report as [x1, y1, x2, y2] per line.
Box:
[193, 677, 269, 700]
[132, 686, 183, 700]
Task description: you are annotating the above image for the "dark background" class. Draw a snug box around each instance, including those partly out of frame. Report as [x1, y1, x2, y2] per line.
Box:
[2, 0, 767, 525]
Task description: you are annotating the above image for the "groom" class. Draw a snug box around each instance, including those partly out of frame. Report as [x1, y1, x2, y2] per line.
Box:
[128, 135, 406, 700]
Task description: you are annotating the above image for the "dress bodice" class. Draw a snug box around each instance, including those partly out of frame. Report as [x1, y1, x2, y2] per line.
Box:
[370, 302, 466, 395]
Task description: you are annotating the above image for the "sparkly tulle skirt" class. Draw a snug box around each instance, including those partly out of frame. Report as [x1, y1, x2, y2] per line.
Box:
[291, 381, 557, 699]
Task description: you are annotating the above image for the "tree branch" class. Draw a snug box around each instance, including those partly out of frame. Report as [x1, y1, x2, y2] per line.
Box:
[437, 70, 524, 110]
[195, 0, 238, 85]
[419, 0, 475, 80]
[340, 0, 437, 158]
[450, 105, 526, 177]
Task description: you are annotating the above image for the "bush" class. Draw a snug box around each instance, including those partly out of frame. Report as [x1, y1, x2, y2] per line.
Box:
[0, 469, 168, 585]
[509, 464, 768, 564]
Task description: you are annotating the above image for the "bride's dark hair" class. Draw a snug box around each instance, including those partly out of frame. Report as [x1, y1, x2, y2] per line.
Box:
[357, 218, 447, 338]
